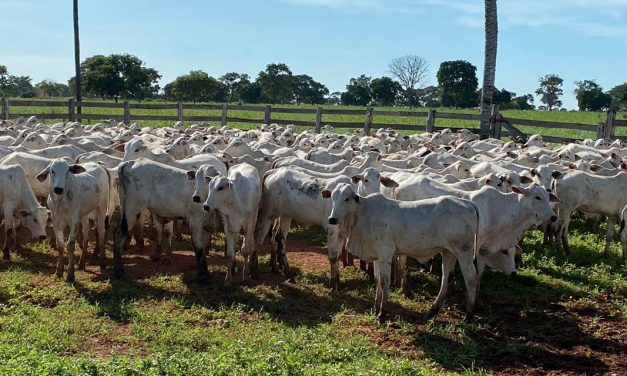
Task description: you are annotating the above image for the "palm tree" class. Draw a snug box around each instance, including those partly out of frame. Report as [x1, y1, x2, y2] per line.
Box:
[479, 0, 498, 139]
[73, 0, 82, 114]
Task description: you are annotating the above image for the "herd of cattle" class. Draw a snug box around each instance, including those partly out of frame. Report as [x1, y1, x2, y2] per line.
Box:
[1, 115, 626, 321]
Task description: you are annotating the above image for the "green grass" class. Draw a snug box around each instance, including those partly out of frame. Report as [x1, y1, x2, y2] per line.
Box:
[6, 97, 627, 140]
[1, 218, 626, 375]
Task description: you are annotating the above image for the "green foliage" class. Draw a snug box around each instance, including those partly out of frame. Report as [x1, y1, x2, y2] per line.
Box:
[0, 66, 34, 98]
[574, 80, 611, 111]
[370, 76, 402, 106]
[508, 94, 535, 110]
[535, 74, 564, 111]
[79, 54, 160, 102]
[341, 74, 372, 106]
[168, 70, 227, 104]
[35, 80, 71, 98]
[609, 83, 627, 111]
[436, 60, 479, 108]
[240, 81, 263, 104]
[257, 63, 294, 104]
[292, 74, 329, 105]
[219, 72, 252, 103]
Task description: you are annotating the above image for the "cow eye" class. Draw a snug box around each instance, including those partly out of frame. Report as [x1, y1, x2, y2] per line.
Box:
[502, 250, 508, 255]
[217, 187, 224, 191]
[134, 149, 139, 152]
[33, 218, 38, 223]
[497, 183, 502, 187]
[364, 179, 369, 183]
[344, 198, 349, 202]
[535, 196, 541, 200]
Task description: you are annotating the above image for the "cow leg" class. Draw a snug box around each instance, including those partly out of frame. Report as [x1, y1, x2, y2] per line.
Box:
[241, 219, 256, 280]
[325, 227, 342, 291]
[367, 262, 375, 281]
[2, 212, 14, 260]
[252, 216, 275, 278]
[66, 223, 78, 283]
[161, 221, 174, 265]
[113, 209, 139, 278]
[374, 258, 392, 322]
[54, 226, 66, 278]
[96, 214, 107, 271]
[77, 217, 90, 270]
[190, 224, 210, 283]
[276, 217, 292, 278]
[604, 216, 616, 258]
[458, 253, 478, 320]
[175, 220, 184, 242]
[398, 256, 410, 297]
[268, 220, 281, 272]
[224, 225, 237, 288]
[150, 219, 164, 261]
[427, 251, 457, 319]
[621, 219, 627, 263]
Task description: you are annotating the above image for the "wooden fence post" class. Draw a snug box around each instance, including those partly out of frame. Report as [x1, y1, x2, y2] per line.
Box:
[315, 107, 323, 133]
[221, 103, 228, 126]
[1, 98, 8, 120]
[490, 104, 500, 139]
[264, 105, 272, 124]
[68, 99, 76, 122]
[364, 107, 373, 135]
[123, 101, 131, 124]
[604, 109, 616, 139]
[177, 102, 184, 122]
[426, 109, 436, 133]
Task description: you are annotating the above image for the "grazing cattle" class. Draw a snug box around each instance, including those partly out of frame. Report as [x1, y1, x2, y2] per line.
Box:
[113, 159, 216, 282]
[0, 153, 73, 199]
[552, 170, 627, 256]
[324, 184, 480, 321]
[36, 160, 111, 282]
[0, 165, 49, 260]
[203, 163, 261, 286]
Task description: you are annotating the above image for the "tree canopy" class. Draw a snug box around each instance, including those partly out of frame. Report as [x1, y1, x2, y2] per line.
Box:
[535, 74, 563, 111]
[168, 70, 227, 103]
[436, 60, 479, 108]
[574, 80, 611, 111]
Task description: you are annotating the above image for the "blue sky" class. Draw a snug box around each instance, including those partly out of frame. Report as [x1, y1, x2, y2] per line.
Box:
[3, 0, 627, 109]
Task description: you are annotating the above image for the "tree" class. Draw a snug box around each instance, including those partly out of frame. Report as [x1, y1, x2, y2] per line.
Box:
[327, 91, 342, 105]
[80, 54, 160, 102]
[257, 63, 294, 104]
[0, 67, 34, 97]
[419, 86, 441, 107]
[535, 74, 563, 111]
[169, 70, 227, 103]
[609, 83, 627, 111]
[219, 72, 251, 102]
[437, 60, 479, 108]
[240, 81, 263, 104]
[574, 80, 611, 111]
[478, 87, 514, 107]
[35, 80, 71, 97]
[479, 0, 498, 138]
[509, 94, 535, 110]
[293, 74, 329, 104]
[370, 76, 402, 106]
[341, 75, 372, 106]
[388, 55, 429, 106]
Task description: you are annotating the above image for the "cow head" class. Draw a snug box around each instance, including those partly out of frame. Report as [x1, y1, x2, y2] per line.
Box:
[14, 206, 48, 241]
[203, 173, 232, 212]
[36, 159, 86, 195]
[511, 183, 559, 226]
[323, 183, 360, 226]
[189, 164, 221, 203]
[351, 168, 399, 196]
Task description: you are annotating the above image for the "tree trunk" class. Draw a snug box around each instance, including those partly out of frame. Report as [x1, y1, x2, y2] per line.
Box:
[73, 0, 82, 114]
[479, 0, 498, 139]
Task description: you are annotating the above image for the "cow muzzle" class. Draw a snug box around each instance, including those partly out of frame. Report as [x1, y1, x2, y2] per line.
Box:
[328, 217, 338, 226]
[203, 205, 211, 212]
[550, 215, 557, 223]
[192, 195, 201, 203]
[39, 235, 47, 241]
[53, 187, 64, 195]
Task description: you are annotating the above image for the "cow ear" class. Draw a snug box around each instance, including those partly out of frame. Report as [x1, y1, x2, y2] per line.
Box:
[14, 210, 31, 218]
[69, 164, 86, 174]
[511, 186, 527, 195]
[589, 164, 602, 172]
[548, 192, 560, 203]
[485, 178, 492, 185]
[186, 170, 196, 180]
[204, 176, 213, 183]
[114, 142, 126, 152]
[321, 190, 331, 199]
[520, 175, 534, 184]
[621, 162, 627, 170]
[351, 175, 363, 184]
[376, 153, 382, 160]
[530, 169, 538, 177]
[568, 163, 577, 169]
[180, 140, 187, 146]
[552, 171, 565, 179]
[36, 165, 51, 182]
[499, 175, 506, 182]
[353, 194, 360, 203]
[380, 176, 399, 188]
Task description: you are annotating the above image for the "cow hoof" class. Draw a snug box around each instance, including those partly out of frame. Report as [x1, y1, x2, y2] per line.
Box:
[2, 252, 10, 261]
[78, 263, 86, 271]
[149, 254, 161, 262]
[161, 258, 173, 266]
[464, 313, 475, 323]
[376, 313, 387, 324]
[113, 269, 125, 279]
[55, 269, 64, 278]
[99, 263, 107, 272]
[66, 274, 75, 283]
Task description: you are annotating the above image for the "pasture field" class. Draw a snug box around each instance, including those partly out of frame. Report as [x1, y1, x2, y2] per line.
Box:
[1, 217, 626, 375]
[7, 98, 627, 140]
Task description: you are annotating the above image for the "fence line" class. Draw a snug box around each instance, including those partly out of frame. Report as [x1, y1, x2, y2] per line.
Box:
[1, 98, 621, 143]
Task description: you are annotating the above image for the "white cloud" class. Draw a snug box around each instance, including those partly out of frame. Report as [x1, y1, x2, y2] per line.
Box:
[279, 0, 627, 37]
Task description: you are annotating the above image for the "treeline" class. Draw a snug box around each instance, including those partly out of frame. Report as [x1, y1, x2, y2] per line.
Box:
[2, 54, 627, 111]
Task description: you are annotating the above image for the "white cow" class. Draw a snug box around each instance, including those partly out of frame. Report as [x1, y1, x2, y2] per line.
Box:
[36, 160, 111, 282]
[0, 165, 49, 260]
[324, 184, 480, 321]
[202, 163, 261, 286]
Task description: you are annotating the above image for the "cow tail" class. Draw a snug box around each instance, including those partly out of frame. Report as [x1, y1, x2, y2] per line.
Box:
[115, 161, 131, 238]
[471, 201, 480, 263]
[102, 165, 112, 230]
[621, 219, 625, 233]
